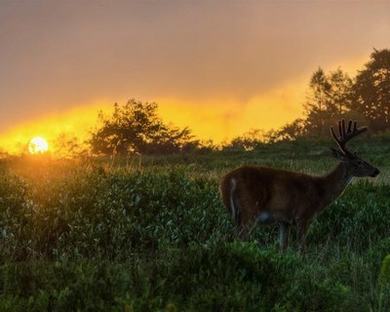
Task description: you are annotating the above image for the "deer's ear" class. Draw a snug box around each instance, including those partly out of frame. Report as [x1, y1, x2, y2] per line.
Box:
[330, 147, 347, 160]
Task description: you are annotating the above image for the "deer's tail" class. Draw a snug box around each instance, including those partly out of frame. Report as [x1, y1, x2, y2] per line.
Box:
[220, 176, 241, 226]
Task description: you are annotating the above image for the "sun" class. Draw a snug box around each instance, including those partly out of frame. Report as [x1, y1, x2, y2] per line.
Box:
[28, 136, 49, 154]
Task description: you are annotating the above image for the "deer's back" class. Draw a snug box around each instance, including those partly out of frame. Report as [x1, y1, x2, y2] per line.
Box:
[220, 166, 321, 224]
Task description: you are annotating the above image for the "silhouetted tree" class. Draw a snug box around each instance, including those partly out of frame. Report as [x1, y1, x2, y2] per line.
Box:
[227, 129, 266, 150]
[352, 49, 390, 132]
[90, 99, 195, 155]
[273, 118, 306, 141]
[53, 133, 86, 158]
[247, 49, 389, 143]
[304, 68, 353, 137]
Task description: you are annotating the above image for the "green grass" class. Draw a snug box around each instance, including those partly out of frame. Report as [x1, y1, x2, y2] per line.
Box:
[0, 141, 389, 311]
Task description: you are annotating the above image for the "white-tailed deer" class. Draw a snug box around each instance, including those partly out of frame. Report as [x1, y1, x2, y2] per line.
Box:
[220, 120, 380, 251]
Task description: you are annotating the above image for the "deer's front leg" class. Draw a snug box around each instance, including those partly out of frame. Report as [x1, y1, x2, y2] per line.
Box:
[279, 222, 289, 251]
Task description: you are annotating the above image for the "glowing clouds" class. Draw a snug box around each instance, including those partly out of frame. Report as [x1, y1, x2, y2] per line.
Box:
[156, 79, 306, 142]
[0, 101, 112, 155]
[0, 81, 307, 155]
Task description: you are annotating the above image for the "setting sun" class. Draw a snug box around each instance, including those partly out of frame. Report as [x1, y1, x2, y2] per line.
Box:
[28, 136, 49, 154]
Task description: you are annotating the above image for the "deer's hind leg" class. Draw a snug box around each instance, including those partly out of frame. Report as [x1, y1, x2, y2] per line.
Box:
[234, 192, 260, 240]
[279, 222, 290, 251]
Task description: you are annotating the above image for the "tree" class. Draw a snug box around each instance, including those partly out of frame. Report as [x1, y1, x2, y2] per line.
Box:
[273, 118, 306, 141]
[328, 69, 353, 114]
[227, 129, 266, 151]
[270, 49, 389, 141]
[53, 133, 86, 158]
[303, 68, 353, 137]
[89, 99, 195, 155]
[352, 49, 390, 132]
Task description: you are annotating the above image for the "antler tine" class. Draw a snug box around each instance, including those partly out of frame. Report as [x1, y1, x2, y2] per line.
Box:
[330, 126, 344, 153]
[347, 120, 352, 134]
[330, 126, 339, 143]
[330, 126, 336, 141]
[341, 119, 367, 141]
[330, 119, 368, 153]
[338, 120, 342, 138]
[354, 125, 368, 136]
[341, 119, 346, 137]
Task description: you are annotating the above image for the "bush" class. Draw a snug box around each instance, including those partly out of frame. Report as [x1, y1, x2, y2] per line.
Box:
[0, 157, 389, 310]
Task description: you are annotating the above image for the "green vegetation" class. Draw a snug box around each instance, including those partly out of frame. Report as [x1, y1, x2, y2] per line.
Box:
[0, 141, 389, 311]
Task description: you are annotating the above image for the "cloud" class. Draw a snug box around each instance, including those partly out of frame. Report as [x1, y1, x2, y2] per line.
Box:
[0, 0, 389, 149]
[0, 77, 307, 152]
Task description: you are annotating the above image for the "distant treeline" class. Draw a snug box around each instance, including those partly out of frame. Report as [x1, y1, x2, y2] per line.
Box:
[227, 48, 390, 151]
[54, 48, 390, 156]
[271, 48, 390, 141]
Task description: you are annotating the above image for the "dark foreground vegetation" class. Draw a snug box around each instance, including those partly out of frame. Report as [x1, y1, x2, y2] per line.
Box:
[0, 141, 389, 311]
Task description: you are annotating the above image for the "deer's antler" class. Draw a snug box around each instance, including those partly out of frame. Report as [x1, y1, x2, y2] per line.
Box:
[330, 119, 367, 154]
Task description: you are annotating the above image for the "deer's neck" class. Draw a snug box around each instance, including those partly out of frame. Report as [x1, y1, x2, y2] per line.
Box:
[319, 162, 352, 207]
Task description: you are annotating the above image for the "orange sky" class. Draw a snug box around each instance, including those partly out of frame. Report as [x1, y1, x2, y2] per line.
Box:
[0, 1, 389, 154]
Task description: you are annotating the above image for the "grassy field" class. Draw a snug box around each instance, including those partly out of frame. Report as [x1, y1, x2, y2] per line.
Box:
[0, 140, 389, 311]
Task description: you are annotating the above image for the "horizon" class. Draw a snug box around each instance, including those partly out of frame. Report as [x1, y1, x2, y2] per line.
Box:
[1, 1, 389, 154]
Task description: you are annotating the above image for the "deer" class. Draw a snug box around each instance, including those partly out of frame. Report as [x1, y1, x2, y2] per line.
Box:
[219, 120, 380, 251]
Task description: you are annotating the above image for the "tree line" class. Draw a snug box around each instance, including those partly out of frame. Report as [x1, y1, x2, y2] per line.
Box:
[272, 48, 390, 141]
[54, 48, 390, 156]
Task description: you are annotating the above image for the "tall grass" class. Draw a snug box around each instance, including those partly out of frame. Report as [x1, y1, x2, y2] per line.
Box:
[0, 145, 389, 311]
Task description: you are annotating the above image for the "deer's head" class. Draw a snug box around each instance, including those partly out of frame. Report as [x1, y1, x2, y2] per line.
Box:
[330, 120, 380, 178]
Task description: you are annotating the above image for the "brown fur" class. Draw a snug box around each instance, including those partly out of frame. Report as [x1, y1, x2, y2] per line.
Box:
[220, 162, 373, 251]
[221, 164, 349, 223]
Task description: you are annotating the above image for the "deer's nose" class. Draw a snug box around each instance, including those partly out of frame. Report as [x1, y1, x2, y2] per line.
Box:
[371, 168, 380, 177]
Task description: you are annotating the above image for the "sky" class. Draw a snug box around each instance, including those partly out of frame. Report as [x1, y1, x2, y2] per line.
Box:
[0, 0, 390, 152]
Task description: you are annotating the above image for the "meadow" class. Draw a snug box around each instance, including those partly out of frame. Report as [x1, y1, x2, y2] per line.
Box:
[0, 139, 389, 311]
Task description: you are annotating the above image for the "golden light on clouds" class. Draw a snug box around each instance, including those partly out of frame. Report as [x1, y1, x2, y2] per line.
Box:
[0, 56, 370, 155]
[157, 78, 307, 143]
[1, 1, 389, 156]
[153, 57, 366, 144]
[0, 102, 112, 154]
[0, 79, 306, 154]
